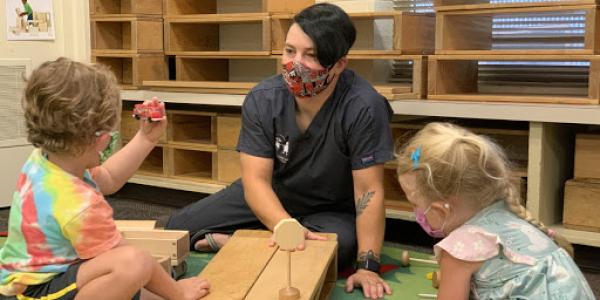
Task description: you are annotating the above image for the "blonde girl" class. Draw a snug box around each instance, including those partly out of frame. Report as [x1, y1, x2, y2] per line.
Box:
[396, 122, 594, 299]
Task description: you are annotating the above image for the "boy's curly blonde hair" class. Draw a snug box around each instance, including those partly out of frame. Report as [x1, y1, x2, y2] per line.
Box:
[22, 57, 121, 155]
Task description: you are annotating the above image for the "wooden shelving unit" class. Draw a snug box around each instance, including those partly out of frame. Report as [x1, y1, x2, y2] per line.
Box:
[91, 15, 163, 54]
[162, 0, 314, 16]
[434, 0, 598, 11]
[428, 55, 600, 105]
[271, 12, 435, 55]
[90, 0, 163, 15]
[92, 53, 167, 89]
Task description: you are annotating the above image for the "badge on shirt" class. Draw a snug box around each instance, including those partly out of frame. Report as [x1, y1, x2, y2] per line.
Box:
[275, 134, 290, 164]
[361, 155, 375, 166]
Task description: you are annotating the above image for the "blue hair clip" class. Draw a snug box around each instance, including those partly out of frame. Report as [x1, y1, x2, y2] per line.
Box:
[410, 146, 422, 168]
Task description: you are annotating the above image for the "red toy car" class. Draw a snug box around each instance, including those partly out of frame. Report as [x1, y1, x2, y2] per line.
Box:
[132, 101, 165, 122]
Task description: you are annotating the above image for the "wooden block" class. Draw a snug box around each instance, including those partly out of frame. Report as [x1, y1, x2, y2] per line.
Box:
[92, 54, 167, 88]
[217, 149, 241, 183]
[574, 134, 600, 179]
[563, 179, 600, 232]
[271, 12, 434, 55]
[198, 230, 337, 300]
[217, 115, 241, 148]
[91, 16, 163, 54]
[435, 5, 599, 55]
[90, 0, 163, 15]
[115, 220, 157, 231]
[434, 0, 598, 11]
[273, 219, 305, 251]
[427, 55, 600, 105]
[121, 229, 190, 266]
[164, 14, 271, 56]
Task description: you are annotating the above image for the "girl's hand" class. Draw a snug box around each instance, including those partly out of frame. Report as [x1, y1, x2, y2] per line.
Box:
[138, 97, 166, 144]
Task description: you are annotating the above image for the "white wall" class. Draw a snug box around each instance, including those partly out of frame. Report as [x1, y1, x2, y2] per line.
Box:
[0, 0, 91, 207]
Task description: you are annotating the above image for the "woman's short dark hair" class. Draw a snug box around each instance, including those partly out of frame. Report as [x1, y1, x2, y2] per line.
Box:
[293, 3, 356, 68]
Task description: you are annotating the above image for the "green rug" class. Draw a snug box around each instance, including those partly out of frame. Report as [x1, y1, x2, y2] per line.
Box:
[0, 238, 438, 299]
[184, 246, 438, 300]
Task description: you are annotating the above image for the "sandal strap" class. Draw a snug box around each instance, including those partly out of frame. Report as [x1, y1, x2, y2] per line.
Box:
[205, 233, 221, 251]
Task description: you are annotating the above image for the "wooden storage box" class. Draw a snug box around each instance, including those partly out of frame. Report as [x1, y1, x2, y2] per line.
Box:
[347, 55, 427, 100]
[271, 12, 435, 55]
[90, 0, 163, 15]
[168, 111, 216, 146]
[143, 56, 279, 94]
[198, 230, 337, 300]
[91, 15, 163, 54]
[435, 5, 600, 55]
[574, 134, 600, 179]
[434, 0, 598, 11]
[217, 115, 242, 149]
[121, 229, 190, 266]
[563, 179, 600, 232]
[217, 149, 241, 183]
[92, 54, 168, 88]
[428, 55, 600, 104]
[163, 0, 314, 15]
[164, 14, 271, 56]
[168, 146, 217, 182]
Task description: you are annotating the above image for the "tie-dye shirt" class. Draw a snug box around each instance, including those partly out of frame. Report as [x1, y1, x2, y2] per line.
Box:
[0, 149, 122, 296]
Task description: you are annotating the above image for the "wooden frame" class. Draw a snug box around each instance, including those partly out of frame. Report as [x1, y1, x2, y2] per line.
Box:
[428, 55, 600, 104]
[89, 0, 163, 15]
[217, 149, 241, 183]
[144, 56, 279, 94]
[435, 5, 600, 55]
[198, 230, 337, 300]
[217, 115, 241, 149]
[91, 15, 163, 54]
[167, 110, 217, 146]
[164, 14, 271, 56]
[92, 54, 168, 89]
[434, 0, 598, 11]
[347, 54, 427, 100]
[574, 134, 600, 179]
[564, 179, 600, 232]
[162, 0, 314, 16]
[271, 12, 435, 55]
[121, 229, 190, 266]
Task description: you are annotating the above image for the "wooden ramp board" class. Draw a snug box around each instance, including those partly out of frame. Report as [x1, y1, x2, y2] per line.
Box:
[198, 230, 337, 300]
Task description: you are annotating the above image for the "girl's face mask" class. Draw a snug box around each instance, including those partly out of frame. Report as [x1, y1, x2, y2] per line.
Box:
[98, 131, 120, 163]
[282, 61, 331, 97]
[414, 203, 448, 238]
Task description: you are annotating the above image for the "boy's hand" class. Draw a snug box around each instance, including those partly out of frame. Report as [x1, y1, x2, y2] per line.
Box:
[138, 97, 166, 144]
[176, 277, 210, 300]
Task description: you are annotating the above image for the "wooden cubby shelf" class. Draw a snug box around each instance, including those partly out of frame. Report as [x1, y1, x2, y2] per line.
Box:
[144, 56, 279, 94]
[92, 53, 167, 89]
[168, 110, 217, 147]
[434, 0, 598, 11]
[91, 15, 163, 54]
[164, 13, 271, 56]
[169, 146, 216, 182]
[138, 145, 166, 176]
[435, 5, 600, 55]
[89, 0, 163, 15]
[347, 54, 427, 100]
[271, 12, 435, 55]
[428, 55, 600, 105]
[162, 0, 314, 16]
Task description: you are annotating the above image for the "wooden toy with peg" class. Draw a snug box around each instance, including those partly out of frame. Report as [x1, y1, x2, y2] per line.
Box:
[273, 218, 306, 300]
[401, 250, 438, 267]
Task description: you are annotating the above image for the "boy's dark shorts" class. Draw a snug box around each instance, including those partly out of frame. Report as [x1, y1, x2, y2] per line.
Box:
[1, 261, 141, 300]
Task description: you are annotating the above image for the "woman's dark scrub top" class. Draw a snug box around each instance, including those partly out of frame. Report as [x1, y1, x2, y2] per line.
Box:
[236, 69, 395, 216]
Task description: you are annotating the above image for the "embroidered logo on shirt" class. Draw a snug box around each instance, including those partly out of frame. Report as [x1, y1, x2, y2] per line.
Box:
[361, 155, 375, 165]
[275, 134, 290, 164]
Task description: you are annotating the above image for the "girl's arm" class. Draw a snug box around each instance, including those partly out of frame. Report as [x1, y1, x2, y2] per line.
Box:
[437, 249, 483, 300]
